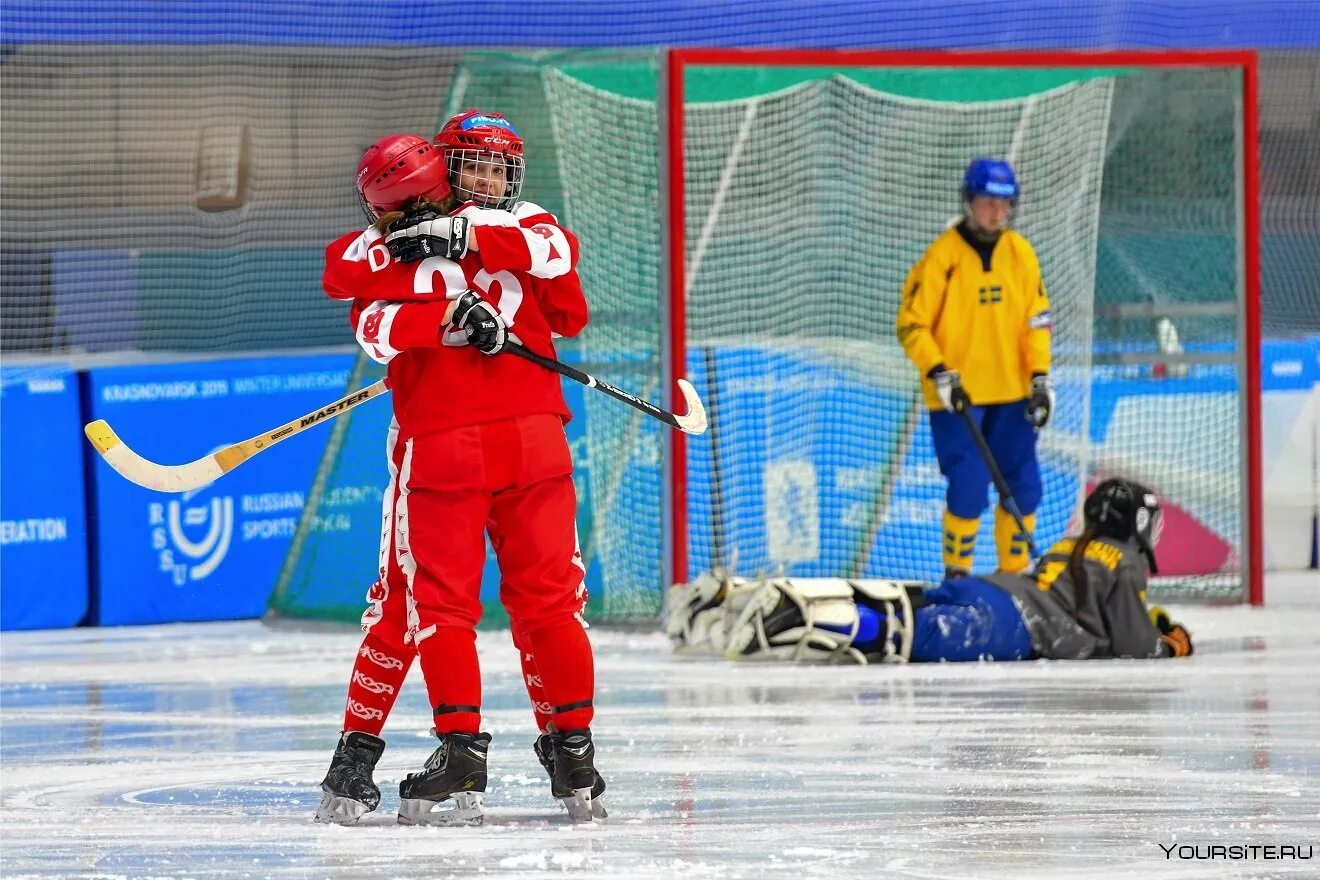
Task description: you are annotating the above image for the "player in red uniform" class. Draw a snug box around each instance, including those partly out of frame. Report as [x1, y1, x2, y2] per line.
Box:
[314, 115, 604, 827]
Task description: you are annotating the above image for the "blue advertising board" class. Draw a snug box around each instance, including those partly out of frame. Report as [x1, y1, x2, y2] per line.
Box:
[1261, 336, 1319, 393]
[0, 365, 90, 630]
[85, 354, 359, 625]
[684, 346, 1081, 583]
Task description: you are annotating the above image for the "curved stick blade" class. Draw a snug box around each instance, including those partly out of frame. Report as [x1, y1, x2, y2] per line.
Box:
[84, 419, 224, 493]
[674, 379, 709, 435]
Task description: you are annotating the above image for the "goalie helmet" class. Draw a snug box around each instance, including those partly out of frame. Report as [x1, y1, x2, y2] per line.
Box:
[962, 157, 1019, 202]
[435, 110, 525, 210]
[356, 133, 453, 222]
[1084, 478, 1163, 573]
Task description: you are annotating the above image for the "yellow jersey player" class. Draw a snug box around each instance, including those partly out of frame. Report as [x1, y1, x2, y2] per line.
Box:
[896, 158, 1055, 579]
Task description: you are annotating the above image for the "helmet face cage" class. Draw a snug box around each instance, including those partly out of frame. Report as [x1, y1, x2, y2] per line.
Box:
[435, 110, 525, 211]
[357, 187, 378, 224]
[445, 148, 523, 211]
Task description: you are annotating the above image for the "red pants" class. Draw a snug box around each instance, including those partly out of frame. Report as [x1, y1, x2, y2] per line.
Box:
[361, 413, 594, 735]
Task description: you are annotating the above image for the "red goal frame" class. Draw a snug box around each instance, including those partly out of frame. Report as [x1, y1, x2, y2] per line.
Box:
[664, 48, 1262, 605]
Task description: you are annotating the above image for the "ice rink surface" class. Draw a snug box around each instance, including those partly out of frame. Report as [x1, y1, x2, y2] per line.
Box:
[2, 573, 1318, 880]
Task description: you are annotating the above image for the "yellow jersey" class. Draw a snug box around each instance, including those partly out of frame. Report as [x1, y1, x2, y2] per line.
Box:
[896, 223, 1052, 410]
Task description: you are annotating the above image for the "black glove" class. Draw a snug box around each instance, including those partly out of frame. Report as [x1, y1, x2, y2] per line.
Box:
[1027, 372, 1055, 429]
[451, 290, 507, 355]
[927, 364, 970, 413]
[1160, 624, 1194, 657]
[385, 209, 470, 262]
[1150, 605, 1194, 657]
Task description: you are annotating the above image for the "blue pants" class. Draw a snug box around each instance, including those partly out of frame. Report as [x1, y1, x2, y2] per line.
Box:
[929, 402, 1041, 519]
[909, 577, 1034, 662]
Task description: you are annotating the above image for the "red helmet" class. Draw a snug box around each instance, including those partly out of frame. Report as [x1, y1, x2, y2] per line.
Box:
[355, 133, 452, 221]
[434, 110, 525, 210]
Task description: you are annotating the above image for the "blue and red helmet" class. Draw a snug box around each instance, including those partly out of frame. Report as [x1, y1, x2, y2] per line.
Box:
[962, 157, 1019, 201]
[435, 109, 525, 210]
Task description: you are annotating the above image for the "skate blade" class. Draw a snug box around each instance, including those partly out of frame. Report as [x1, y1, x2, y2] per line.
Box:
[397, 791, 485, 827]
[560, 787, 607, 823]
[723, 582, 781, 659]
[313, 793, 372, 825]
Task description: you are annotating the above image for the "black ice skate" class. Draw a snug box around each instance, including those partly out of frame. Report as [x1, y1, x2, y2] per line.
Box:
[535, 729, 607, 822]
[396, 731, 490, 826]
[314, 731, 386, 825]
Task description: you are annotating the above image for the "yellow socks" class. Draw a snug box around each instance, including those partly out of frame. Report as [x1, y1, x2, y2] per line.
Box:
[995, 506, 1036, 573]
[941, 510, 980, 575]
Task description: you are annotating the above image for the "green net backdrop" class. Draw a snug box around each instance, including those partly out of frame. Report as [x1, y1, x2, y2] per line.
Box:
[270, 54, 1252, 625]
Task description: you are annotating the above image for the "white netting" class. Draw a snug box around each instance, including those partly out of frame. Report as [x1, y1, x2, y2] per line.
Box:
[271, 57, 1253, 620]
[0, 45, 464, 353]
[679, 73, 1112, 585]
[543, 66, 667, 618]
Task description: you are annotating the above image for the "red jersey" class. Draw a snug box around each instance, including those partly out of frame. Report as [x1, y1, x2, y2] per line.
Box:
[323, 201, 589, 438]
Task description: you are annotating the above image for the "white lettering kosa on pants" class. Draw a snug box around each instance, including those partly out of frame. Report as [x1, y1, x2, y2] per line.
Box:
[347, 699, 385, 722]
[357, 645, 404, 671]
[352, 670, 396, 695]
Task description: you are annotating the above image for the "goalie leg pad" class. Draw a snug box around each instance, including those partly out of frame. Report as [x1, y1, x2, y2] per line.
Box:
[665, 571, 761, 656]
[849, 579, 916, 663]
[724, 578, 871, 664]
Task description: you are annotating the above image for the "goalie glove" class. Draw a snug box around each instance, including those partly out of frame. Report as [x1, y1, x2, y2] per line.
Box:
[928, 364, 970, 414]
[385, 210, 470, 262]
[451, 290, 507, 355]
[1160, 624, 1194, 658]
[1027, 372, 1055, 429]
[1149, 605, 1194, 657]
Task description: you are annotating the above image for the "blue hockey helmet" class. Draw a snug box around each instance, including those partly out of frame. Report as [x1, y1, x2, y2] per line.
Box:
[962, 157, 1019, 201]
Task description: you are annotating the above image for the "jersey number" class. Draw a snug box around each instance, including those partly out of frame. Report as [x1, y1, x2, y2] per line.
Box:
[412, 258, 524, 346]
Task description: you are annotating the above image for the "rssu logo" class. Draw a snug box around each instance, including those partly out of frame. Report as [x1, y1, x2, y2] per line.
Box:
[148, 481, 234, 585]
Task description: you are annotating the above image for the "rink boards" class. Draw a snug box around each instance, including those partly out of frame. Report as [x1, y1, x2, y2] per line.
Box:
[0, 339, 1315, 629]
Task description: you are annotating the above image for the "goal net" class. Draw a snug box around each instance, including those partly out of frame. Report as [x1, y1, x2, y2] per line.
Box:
[670, 54, 1257, 603]
[272, 50, 1258, 623]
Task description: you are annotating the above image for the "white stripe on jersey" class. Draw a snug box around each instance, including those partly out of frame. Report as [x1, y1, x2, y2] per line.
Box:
[515, 201, 572, 279]
[458, 205, 521, 228]
[356, 301, 403, 365]
[461, 201, 573, 279]
[341, 226, 385, 262]
[521, 221, 572, 279]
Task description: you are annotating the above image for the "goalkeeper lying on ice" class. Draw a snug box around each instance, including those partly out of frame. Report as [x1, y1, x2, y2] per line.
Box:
[667, 479, 1193, 664]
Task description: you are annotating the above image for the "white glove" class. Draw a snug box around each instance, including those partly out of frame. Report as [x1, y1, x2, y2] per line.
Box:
[928, 365, 970, 413]
[1027, 373, 1055, 428]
